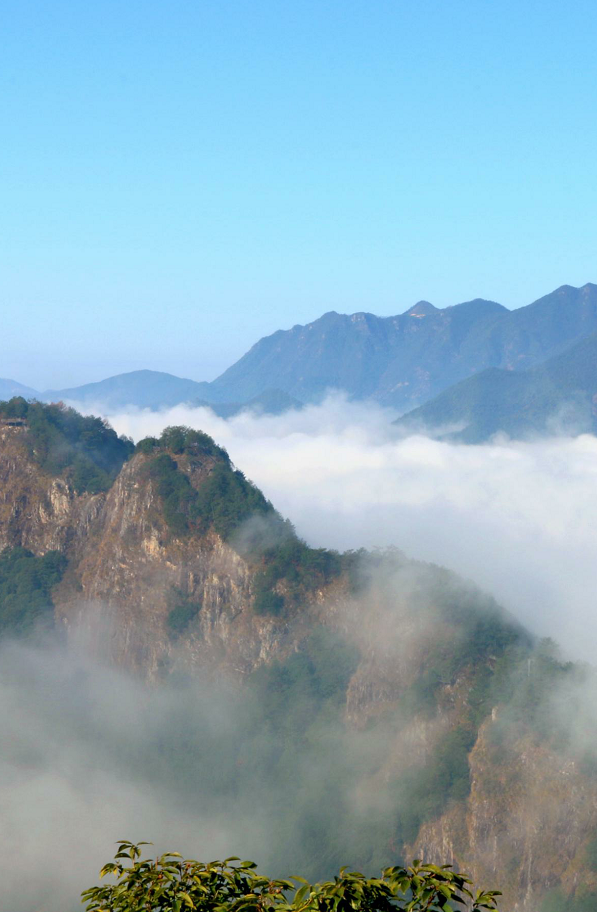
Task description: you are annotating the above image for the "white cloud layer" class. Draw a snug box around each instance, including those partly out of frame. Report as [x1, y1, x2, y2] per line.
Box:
[2, 396, 596, 911]
[104, 395, 597, 661]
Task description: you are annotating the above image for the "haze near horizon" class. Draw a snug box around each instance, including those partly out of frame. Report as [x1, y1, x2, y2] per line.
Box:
[2, 0, 597, 387]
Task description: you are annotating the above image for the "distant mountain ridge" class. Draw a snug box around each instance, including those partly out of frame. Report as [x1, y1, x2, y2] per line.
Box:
[395, 330, 597, 442]
[206, 298, 506, 408]
[5, 282, 597, 416]
[0, 378, 38, 400]
[42, 369, 214, 411]
[206, 282, 597, 410]
[192, 388, 303, 418]
[31, 370, 302, 417]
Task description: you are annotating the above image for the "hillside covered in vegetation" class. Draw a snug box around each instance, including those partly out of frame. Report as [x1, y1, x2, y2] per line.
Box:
[0, 397, 134, 492]
[0, 399, 596, 911]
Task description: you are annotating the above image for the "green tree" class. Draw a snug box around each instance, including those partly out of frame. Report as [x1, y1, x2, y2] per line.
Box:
[0, 546, 66, 637]
[0, 397, 134, 493]
[82, 841, 500, 912]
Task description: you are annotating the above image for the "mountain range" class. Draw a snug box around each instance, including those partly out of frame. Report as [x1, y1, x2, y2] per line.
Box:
[0, 370, 301, 416]
[3, 282, 597, 437]
[207, 283, 597, 409]
[38, 370, 302, 416]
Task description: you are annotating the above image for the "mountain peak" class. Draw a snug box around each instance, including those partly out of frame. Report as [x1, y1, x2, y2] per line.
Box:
[404, 301, 438, 318]
[447, 298, 507, 315]
[0, 378, 38, 400]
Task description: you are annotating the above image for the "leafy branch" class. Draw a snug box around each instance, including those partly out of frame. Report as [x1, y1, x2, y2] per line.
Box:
[82, 842, 500, 912]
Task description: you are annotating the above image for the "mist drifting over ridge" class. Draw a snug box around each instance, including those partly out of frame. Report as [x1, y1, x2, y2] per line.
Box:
[0, 393, 596, 912]
[0, 547, 528, 911]
[2, 551, 594, 912]
[98, 394, 597, 663]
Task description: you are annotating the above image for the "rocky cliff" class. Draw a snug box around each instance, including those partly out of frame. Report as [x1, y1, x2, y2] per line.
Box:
[0, 420, 343, 678]
[0, 407, 595, 911]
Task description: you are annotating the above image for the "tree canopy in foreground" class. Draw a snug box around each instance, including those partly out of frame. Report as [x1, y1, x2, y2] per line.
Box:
[82, 842, 500, 912]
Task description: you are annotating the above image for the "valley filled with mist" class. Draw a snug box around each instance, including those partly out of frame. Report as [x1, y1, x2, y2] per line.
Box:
[0, 392, 596, 912]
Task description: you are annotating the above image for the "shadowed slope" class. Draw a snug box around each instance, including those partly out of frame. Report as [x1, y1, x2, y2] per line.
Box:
[396, 330, 597, 442]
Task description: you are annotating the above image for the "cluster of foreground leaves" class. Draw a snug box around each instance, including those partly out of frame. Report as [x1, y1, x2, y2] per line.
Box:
[82, 842, 500, 912]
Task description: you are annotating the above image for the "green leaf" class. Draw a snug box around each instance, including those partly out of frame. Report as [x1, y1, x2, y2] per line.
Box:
[294, 885, 310, 904]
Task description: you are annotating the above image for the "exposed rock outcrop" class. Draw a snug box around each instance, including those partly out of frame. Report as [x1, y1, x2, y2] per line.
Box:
[0, 422, 596, 910]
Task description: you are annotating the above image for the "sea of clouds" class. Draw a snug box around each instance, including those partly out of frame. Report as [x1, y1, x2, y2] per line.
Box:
[3, 394, 597, 911]
[103, 393, 597, 663]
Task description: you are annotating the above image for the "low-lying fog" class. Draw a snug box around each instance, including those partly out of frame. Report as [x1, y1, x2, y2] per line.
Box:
[3, 394, 597, 911]
[103, 394, 597, 663]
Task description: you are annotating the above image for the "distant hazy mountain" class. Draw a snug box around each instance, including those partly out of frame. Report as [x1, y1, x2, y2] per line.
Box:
[43, 370, 215, 410]
[42, 370, 302, 417]
[7, 282, 597, 416]
[193, 388, 303, 418]
[395, 331, 597, 442]
[207, 283, 597, 410]
[0, 378, 39, 400]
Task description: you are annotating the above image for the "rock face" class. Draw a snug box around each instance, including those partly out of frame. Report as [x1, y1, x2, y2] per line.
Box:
[0, 428, 333, 679]
[1, 424, 596, 910]
[411, 718, 597, 910]
[467, 724, 597, 907]
[0, 425, 103, 555]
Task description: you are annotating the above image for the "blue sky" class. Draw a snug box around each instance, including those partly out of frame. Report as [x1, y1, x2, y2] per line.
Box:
[2, 0, 597, 388]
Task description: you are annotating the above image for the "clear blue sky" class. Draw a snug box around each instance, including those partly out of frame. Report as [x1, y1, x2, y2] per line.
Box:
[2, 0, 597, 389]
